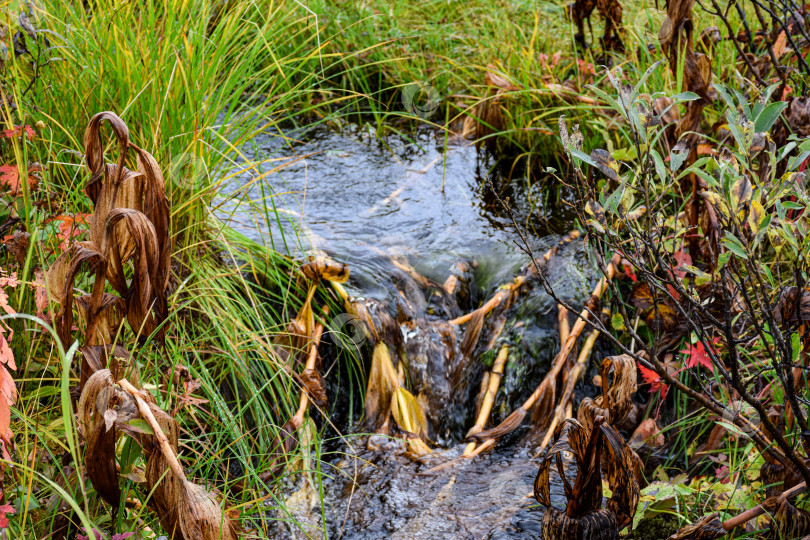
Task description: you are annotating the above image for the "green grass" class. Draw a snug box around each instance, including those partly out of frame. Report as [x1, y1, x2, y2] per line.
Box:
[1, 0, 359, 536]
[288, 0, 788, 170]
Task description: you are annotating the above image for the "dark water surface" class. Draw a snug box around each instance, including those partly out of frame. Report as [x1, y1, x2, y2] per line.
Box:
[218, 125, 596, 538]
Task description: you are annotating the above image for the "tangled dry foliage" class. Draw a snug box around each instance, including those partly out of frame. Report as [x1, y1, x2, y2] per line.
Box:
[535, 38, 810, 540]
[48, 112, 237, 539]
[533, 355, 642, 540]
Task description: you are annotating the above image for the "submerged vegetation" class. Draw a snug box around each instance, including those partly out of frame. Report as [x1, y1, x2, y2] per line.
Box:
[0, 0, 809, 538]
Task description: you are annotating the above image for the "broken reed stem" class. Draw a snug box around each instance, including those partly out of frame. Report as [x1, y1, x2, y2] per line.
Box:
[464, 345, 509, 456]
[558, 304, 570, 346]
[468, 257, 618, 445]
[466, 438, 495, 458]
[118, 378, 186, 483]
[450, 231, 580, 326]
[293, 309, 328, 421]
[537, 329, 600, 453]
[450, 289, 510, 326]
[521, 258, 617, 412]
[723, 481, 807, 530]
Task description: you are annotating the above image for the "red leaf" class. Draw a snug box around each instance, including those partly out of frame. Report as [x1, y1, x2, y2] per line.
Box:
[639, 364, 669, 398]
[0, 164, 37, 195]
[32, 269, 48, 318]
[0, 403, 9, 448]
[577, 59, 595, 75]
[0, 331, 13, 371]
[623, 263, 638, 283]
[716, 464, 731, 484]
[47, 214, 91, 251]
[0, 365, 16, 405]
[680, 337, 721, 371]
[1, 125, 34, 140]
[672, 249, 692, 280]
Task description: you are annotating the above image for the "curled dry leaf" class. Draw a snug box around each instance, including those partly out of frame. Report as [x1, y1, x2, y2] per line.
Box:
[630, 282, 680, 331]
[76, 293, 125, 352]
[542, 507, 619, 540]
[629, 418, 665, 448]
[578, 355, 637, 431]
[390, 386, 428, 438]
[600, 421, 640, 529]
[48, 112, 171, 352]
[116, 379, 239, 540]
[300, 256, 350, 283]
[6, 230, 30, 267]
[77, 370, 138, 508]
[79, 344, 137, 385]
[535, 418, 639, 536]
[47, 242, 106, 347]
[484, 64, 523, 92]
[773, 286, 810, 324]
[299, 368, 327, 408]
[365, 342, 398, 431]
[763, 494, 810, 538]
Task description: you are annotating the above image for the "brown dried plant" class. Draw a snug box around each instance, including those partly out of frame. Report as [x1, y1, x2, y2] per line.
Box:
[49, 112, 237, 538]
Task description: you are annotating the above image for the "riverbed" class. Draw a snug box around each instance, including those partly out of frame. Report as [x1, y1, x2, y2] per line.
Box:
[217, 123, 600, 538]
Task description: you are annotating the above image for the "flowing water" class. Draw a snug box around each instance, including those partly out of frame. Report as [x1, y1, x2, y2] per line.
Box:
[218, 124, 602, 538]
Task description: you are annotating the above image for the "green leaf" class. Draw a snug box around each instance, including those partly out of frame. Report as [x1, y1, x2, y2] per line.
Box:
[732, 87, 752, 119]
[650, 149, 666, 182]
[713, 83, 737, 111]
[670, 143, 689, 172]
[681, 264, 711, 280]
[788, 150, 810, 171]
[613, 147, 637, 161]
[586, 84, 626, 117]
[754, 101, 788, 133]
[717, 420, 749, 438]
[722, 232, 748, 259]
[611, 312, 626, 330]
[761, 263, 775, 287]
[126, 418, 155, 435]
[792, 332, 803, 364]
[752, 84, 780, 119]
[120, 437, 143, 471]
[632, 61, 664, 102]
[672, 91, 700, 103]
[571, 148, 598, 167]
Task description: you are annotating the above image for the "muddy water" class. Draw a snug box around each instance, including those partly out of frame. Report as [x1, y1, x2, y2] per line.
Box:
[219, 125, 599, 538]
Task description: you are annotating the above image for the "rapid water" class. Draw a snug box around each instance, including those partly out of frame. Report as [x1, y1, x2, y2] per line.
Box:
[217, 124, 600, 538]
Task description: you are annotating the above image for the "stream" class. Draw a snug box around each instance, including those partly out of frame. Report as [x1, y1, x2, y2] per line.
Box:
[217, 124, 603, 538]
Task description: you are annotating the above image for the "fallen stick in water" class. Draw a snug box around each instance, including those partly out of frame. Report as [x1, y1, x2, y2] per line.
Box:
[290, 310, 328, 428]
[558, 303, 571, 351]
[449, 231, 580, 326]
[463, 345, 510, 456]
[465, 255, 620, 446]
[537, 328, 600, 453]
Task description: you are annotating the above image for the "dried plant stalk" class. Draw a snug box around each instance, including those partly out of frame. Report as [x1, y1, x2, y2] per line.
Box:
[537, 329, 600, 453]
[466, 256, 619, 445]
[463, 345, 509, 456]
